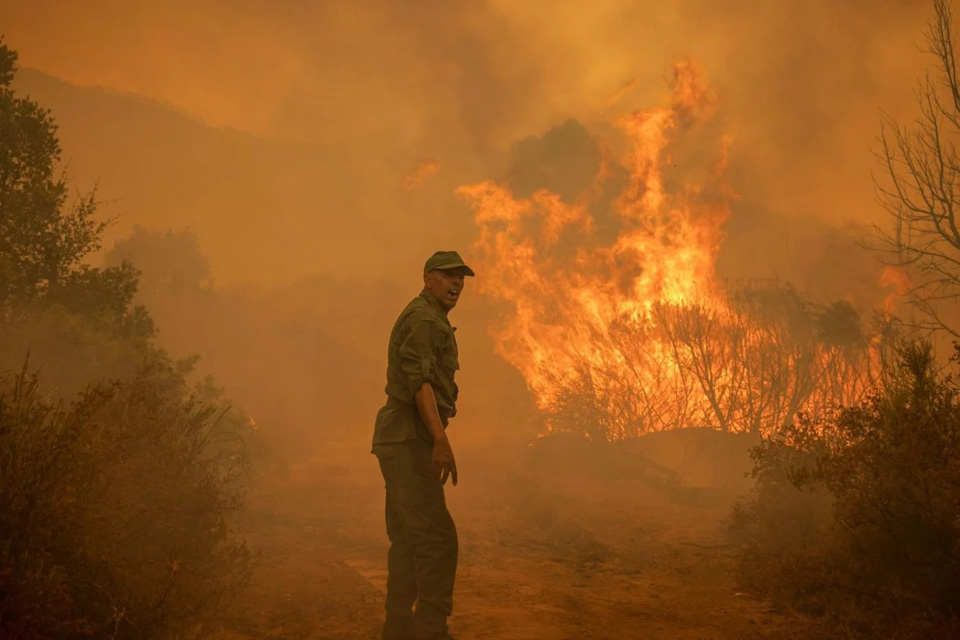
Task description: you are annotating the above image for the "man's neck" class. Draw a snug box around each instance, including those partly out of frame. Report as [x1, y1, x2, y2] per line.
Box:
[421, 288, 451, 317]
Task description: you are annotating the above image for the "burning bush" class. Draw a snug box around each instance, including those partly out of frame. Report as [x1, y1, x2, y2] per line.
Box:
[0, 359, 251, 638]
[461, 61, 888, 441]
[524, 280, 888, 440]
[731, 341, 960, 637]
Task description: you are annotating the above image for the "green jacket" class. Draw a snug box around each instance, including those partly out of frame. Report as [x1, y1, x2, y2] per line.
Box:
[372, 291, 460, 451]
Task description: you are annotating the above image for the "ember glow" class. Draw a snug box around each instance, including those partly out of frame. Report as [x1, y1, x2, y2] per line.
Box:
[400, 157, 441, 192]
[461, 62, 879, 439]
[879, 265, 911, 315]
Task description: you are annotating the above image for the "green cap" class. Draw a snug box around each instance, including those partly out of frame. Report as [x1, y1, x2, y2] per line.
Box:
[424, 250, 476, 276]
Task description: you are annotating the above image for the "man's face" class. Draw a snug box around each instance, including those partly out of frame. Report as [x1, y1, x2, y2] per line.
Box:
[424, 268, 467, 312]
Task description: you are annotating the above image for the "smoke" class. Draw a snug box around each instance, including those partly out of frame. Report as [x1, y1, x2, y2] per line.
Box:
[2, 1, 931, 233]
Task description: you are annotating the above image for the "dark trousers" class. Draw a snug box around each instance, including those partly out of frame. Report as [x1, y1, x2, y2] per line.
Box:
[376, 440, 458, 640]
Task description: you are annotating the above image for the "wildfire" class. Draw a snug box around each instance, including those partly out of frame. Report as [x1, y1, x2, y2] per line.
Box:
[460, 61, 881, 440]
[879, 265, 911, 315]
[400, 157, 441, 192]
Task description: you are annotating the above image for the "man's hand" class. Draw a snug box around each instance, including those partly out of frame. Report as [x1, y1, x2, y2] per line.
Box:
[432, 436, 458, 486]
[414, 381, 458, 486]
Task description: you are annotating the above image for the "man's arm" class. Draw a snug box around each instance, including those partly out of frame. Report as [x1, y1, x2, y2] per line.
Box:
[414, 381, 458, 486]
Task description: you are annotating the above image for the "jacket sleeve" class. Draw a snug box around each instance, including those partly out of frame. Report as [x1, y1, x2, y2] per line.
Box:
[398, 318, 440, 400]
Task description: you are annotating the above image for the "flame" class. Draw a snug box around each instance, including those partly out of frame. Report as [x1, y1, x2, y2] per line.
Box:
[669, 58, 718, 124]
[400, 157, 441, 192]
[879, 265, 911, 315]
[460, 61, 877, 439]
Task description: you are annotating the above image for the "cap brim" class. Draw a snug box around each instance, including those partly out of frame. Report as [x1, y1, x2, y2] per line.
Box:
[432, 263, 476, 277]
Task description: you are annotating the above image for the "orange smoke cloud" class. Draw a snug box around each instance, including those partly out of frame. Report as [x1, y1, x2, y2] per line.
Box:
[594, 77, 639, 112]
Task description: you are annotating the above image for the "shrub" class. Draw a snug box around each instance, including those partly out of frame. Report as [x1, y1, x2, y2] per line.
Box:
[731, 342, 960, 637]
[0, 359, 251, 638]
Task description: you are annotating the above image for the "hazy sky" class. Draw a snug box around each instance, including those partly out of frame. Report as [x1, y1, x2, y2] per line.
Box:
[0, 0, 933, 284]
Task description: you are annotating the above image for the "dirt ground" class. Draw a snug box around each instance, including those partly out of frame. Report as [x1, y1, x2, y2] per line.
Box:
[214, 429, 830, 640]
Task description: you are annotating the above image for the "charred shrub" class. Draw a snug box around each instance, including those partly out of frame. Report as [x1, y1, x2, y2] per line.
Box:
[0, 360, 251, 639]
[731, 342, 960, 636]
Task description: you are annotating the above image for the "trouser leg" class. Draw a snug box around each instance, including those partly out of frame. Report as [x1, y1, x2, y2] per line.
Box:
[383, 487, 417, 639]
[377, 442, 458, 640]
[410, 506, 457, 639]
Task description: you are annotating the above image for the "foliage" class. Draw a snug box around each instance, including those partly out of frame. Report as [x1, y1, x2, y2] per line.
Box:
[0, 38, 255, 637]
[105, 225, 212, 303]
[0, 360, 251, 639]
[731, 341, 960, 637]
[0, 38, 151, 341]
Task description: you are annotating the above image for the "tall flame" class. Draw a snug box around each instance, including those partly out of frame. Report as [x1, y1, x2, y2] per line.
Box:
[460, 61, 879, 439]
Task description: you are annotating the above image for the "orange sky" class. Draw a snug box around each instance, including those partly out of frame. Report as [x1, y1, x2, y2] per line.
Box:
[0, 0, 932, 284]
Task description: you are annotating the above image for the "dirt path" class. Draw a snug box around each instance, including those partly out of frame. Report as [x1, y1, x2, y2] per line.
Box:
[215, 436, 829, 639]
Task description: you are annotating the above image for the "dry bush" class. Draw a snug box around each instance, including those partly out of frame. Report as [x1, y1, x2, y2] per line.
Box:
[0, 304, 152, 401]
[0, 359, 252, 639]
[543, 281, 883, 440]
[730, 341, 960, 637]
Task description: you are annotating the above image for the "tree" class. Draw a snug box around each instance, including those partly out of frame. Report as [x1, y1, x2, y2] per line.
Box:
[0, 38, 150, 338]
[876, 0, 960, 338]
[105, 225, 212, 302]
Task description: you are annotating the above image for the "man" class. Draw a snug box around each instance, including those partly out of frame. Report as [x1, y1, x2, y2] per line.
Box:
[372, 250, 475, 640]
